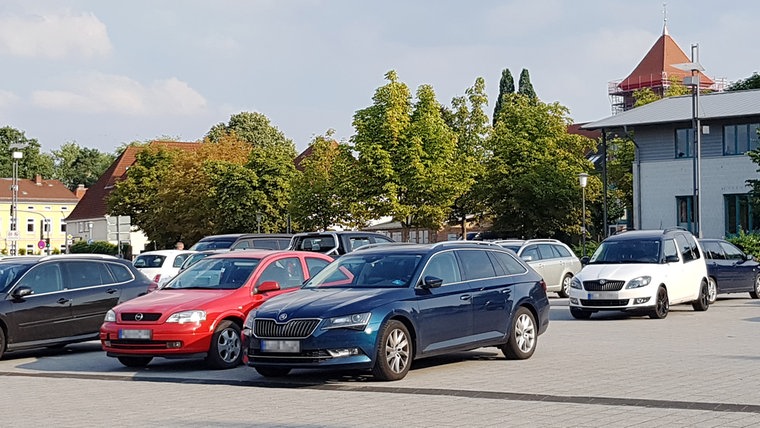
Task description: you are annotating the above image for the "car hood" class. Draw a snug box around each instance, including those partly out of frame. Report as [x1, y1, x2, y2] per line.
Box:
[578, 263, 666, 281]
[113, 289, 233, 315]
[255, 287, 406, 319]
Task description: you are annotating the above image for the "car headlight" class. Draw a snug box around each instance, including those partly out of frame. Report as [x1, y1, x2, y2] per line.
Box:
[570, 277, 582, 290]
[166, 310, 206, 324]
[322, 313, 371, 330]
[104, 309, 116, 322]
[243, 311, 256, 330]
[626, 276, 652, 289]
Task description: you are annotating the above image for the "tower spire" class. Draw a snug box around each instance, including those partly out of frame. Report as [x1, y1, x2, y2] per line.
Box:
[662, 2, 669, 35]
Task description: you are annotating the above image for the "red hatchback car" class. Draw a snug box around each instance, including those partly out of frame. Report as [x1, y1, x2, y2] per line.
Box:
[100, 250, 333, 369]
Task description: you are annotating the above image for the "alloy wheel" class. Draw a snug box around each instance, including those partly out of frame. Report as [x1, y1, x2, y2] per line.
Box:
[514, 313, 536, 353]
[384, 328, 410, 374]
[217, 327, 241, 363]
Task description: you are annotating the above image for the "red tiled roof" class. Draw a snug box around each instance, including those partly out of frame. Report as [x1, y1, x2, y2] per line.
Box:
[567, 123, 601, 140]
[66, 141, 200, 221]
[0, 177, 78, 203]
[618, 29, 714, 91]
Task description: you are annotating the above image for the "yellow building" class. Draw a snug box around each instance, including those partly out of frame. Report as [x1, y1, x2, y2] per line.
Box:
[0, 175, 80, 255]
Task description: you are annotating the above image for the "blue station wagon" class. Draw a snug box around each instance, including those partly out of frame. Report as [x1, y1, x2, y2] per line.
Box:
[242, 242, 550, 381]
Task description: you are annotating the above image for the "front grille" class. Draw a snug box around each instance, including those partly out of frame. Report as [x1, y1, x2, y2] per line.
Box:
[254, 318, 320, 339]
[121, 313, 162, 322]
[249, 350, 331, 364]
[580, 299, 629, 307]
[583, 280, 625, 291]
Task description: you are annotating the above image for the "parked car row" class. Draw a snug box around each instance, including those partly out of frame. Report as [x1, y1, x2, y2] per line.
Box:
[1, 228, 756, 383]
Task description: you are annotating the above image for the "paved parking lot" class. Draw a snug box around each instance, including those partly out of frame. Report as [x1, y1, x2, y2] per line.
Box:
[2, 296, 760, 427]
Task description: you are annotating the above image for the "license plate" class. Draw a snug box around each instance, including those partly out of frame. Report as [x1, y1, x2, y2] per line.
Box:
[587, 292, 613, 299]
[119, 329, 152, 340]
[261, 340, 300, 353]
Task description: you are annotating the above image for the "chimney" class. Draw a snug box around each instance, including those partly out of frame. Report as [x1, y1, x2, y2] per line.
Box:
[35, 174, 42, 185]
[75, 184, 87, 200]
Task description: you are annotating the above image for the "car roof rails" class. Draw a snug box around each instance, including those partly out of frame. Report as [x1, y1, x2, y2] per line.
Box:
[432, 241, 502, 249]
[662, 227, 688, 234]
[39, 253, 120, 262]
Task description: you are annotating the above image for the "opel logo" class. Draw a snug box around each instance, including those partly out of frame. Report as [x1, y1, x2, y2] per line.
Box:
[135, 313, 144, 321]
[278, 313, 288, 321]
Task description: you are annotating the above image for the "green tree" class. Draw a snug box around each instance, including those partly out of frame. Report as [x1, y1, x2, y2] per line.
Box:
[207, 112, 289, 148]
[352, 71, 464, 238]
[51, 142, 115, 190]
[484, 94, 597, 238]
[728, 72, 760, 91]
[517, 68, 537, 100]
[664, 75, 689, 97]
[633, 87, 660, 107]
[290, 132, 361, 231]
[445, 77, 491, 237]
[0, 126, 55, 179]
[492, 69, 515, 126]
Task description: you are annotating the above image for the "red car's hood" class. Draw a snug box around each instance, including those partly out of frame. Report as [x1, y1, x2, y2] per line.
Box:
[114, 289, 235, 314]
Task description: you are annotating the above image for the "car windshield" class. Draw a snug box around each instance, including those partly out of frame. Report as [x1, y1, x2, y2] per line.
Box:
[165, 257, 260, 290]
[304, 253, 422, 288]
[499, 244, 521, 253]
[180, 253, 212, 271]
[133, 254, 166, 268]
[589, 240, 661, 264]
[0, 261, 35, 293]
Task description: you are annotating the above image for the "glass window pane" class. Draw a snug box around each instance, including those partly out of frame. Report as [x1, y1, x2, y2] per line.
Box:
[724, 125, 736, 155]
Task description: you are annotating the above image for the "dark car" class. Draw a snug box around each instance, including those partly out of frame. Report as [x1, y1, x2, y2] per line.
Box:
[0, 254, 153, 358]
[189, 234, 246, 251]
[289, 231, 394, 258]
[243, 241, 550, 381]
[230, 234, 292, 251]
[699, 238, 760, 303]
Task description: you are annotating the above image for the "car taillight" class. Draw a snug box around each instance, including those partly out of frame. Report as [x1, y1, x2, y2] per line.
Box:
[539, 279, 547, 292]
[153, 274, 161, 283]
[147, 281, 159, 293]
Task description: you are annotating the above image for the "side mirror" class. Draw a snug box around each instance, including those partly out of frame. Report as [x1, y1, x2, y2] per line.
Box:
[420, 276, 443, 289]
[580, 256, 590, 265]
[745, 254, 754, 261]
[257, 281, 281, 293]
[12, 286, 33, 299]
[665, 254, 680, 263]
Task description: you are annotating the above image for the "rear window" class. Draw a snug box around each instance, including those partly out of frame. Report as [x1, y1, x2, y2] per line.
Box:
[295, 236, 337, 253]
[189, 238, 238, 251]
[134, 255, 166, 268]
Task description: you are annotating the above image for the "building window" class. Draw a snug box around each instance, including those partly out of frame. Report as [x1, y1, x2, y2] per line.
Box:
[27, 218, 35, 233]
[676, 196, 695, 233]
[675, 128, 693, 158]
[724, 124, 760, 155]
[78, 222, 83, 233]
[61, 223, 67, 233]
[725, 194, 759, 234]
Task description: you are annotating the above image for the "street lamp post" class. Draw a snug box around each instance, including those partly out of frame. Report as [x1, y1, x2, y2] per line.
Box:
[579, 173, 589, 257]
[87, 221, 94, 243]
[9, 144, 24, 256]
[255, 213, 263, 234]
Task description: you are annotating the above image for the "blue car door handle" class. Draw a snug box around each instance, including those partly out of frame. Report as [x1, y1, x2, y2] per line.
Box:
[57, 298, 71, 305]
[460, 294, 471, 301]
[106, 288, 118, 294]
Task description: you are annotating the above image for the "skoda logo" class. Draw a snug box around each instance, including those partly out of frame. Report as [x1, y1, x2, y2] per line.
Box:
[599, 279, 606, 285]
[135, 313, 144, 321]
[278, 313, 288, 321]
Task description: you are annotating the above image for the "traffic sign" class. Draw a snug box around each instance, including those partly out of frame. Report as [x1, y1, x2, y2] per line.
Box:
[37, 240, 45, 249]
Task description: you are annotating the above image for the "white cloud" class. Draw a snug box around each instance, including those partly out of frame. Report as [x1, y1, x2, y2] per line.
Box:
[31, 73, 207, 116]
[0, 90, 20, 109]
[0, 11, 111, 59]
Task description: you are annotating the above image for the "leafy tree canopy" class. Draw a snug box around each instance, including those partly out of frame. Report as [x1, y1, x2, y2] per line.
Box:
[51, 142, 115, 191]
[0, 126, 54, 179]
[728, 72, 760, 91]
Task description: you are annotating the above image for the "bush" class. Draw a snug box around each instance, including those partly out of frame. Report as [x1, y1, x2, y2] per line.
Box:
[726, 230, 760, 257]
[69, 240, 118, 255]
[572, 240, 599, 259]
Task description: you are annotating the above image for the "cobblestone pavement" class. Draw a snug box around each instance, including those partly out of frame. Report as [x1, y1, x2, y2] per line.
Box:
[1, 296, 759, 427]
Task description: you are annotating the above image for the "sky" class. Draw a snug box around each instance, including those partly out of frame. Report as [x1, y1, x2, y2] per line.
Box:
[0, 0, 758, 155]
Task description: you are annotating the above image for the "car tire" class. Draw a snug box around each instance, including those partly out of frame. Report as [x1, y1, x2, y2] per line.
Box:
[557, 274, 572, 298]
[117, 356, 153, 367]
[707, 277, 718, 304]
[649, 286, 669, 319]
[501, 307, 537, 360]
[255, 366, 292, 377]
[692, 280, 710, 311]
[750, 275, 760, 299]
[206, 320, 243, 370]
[371, 320, 412, 381]
[570, 308, 592, 320]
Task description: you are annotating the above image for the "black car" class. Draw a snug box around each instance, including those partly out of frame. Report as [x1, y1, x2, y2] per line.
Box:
[188, 234, 246, 251]
[0, 254, 152, 358]
[289, 231, 394, 257]
[229, 233, 292, 251]
[699, 238, 760, 303]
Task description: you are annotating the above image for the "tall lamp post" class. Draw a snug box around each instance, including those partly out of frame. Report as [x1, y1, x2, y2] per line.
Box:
[579, 173, 589, 257]
[9, 143, 24, 256]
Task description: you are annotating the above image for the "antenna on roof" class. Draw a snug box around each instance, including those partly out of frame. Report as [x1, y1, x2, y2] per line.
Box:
[662, 2, 669, 35]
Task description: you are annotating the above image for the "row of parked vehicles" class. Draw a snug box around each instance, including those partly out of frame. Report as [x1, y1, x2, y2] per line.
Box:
[0, 228, 757, 381]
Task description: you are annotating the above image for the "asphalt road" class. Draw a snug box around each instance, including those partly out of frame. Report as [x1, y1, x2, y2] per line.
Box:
[2, 296, 760, 427]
